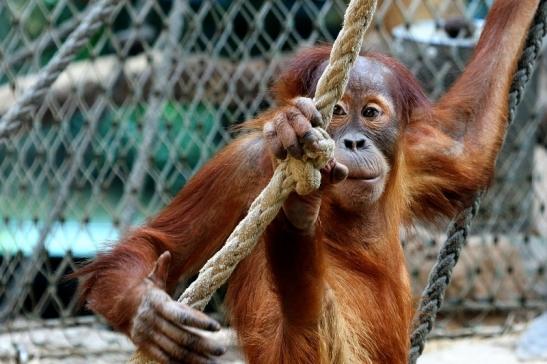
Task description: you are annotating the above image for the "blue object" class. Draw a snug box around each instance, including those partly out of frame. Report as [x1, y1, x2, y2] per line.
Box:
[466, 0, 493, 19]
[517, 312, 547, 360]
[0, 219, 118, 258]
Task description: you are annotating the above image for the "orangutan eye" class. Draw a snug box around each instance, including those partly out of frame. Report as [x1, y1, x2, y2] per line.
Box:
[333, 104, 347, 116]
[362, 106, 381, 118]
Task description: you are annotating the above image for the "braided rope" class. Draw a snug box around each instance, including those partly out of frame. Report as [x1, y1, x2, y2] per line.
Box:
[408, 2, 547, 362]
[179, 128, 336, 311]
[0, 0, 118, 140]
[313, 0, 377, 125]
[131, 0, 377, 363]
[173, 0, 377, 311]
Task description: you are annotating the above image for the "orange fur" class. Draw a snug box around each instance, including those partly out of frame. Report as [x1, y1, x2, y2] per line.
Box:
[72, 1, 540, 363]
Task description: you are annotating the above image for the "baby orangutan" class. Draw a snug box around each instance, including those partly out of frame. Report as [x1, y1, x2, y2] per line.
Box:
[74, 1, 540, 362]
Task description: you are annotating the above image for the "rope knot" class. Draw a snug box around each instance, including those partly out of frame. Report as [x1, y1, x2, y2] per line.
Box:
[285, 127, 335, 195]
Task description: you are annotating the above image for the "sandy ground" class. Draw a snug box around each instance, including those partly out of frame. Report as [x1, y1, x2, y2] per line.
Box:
[419, 334, 547, 364]
[0, 323, 243, 364]
[1, 322, 546, 364]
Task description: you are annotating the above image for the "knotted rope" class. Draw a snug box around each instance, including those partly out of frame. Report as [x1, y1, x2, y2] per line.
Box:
[177, 0, 376, 310]
[130, 0, 377, 362]
[177, 0, 376, 313]
[178, 126, 336, 311]
[408, 1, 547, 362]
[10, 0, 539, 362]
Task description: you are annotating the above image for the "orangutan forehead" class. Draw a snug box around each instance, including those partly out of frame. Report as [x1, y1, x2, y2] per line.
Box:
[347, 57, 395, 94]
[313, 57, 396, 99]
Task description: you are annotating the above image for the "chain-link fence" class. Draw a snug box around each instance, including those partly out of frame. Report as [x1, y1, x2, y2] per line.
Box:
[0, 0, 546, 362]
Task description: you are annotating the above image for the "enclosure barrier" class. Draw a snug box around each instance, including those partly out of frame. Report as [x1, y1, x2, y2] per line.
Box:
[0, 0, 546, 362]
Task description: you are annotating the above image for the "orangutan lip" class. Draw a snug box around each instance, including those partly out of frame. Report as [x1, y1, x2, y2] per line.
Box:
[347, 175, 381, 182]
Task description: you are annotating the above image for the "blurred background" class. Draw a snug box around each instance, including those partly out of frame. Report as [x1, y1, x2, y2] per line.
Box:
[0, 0, 546, 363]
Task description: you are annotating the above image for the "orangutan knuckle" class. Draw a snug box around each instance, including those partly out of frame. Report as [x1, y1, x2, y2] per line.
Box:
[263, 119, 275, 132]
[293, 96, 309, 106]
[130, 320, 149, 344]
[285, 107, 301, 122]
[301, 130, 316, 142]
[294, 96, 315, 113]
[184, 334, 199, 349]
[177, 310, 193, 326]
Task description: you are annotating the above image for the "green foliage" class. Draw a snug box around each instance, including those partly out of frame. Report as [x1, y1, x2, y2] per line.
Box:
[101, 101, 219, 174]
[0, 101, 220, 221]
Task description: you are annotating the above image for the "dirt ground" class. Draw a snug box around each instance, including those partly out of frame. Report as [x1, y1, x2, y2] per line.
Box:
[1, 322, 546, 364]
[419, 334, 547, 364]
[0, 323, 243, 364]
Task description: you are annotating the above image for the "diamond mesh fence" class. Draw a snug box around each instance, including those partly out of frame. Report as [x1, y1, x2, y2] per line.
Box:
[0, 0, 546, 362]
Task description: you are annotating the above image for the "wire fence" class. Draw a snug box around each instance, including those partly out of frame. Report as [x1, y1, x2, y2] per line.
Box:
[0, 0, 546, 361]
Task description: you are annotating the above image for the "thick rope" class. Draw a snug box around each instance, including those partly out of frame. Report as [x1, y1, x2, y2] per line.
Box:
[175, 0, 377, 311]
[178, 128, 336, 310]
[130, 0, 377, 363]
[313, 0, 378, 126]
[408, 2, 547, 362]
[0, 0, 119, 140]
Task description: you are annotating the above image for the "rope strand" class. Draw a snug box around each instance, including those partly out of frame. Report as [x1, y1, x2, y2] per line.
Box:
[0, 0, 119, 140]
[130, 0, 378, 363]
[171, 0, 377, 312]
[408, 2, 547, 362]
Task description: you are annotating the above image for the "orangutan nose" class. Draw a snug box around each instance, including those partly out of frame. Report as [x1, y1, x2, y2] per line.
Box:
[343, 137, 366, 151]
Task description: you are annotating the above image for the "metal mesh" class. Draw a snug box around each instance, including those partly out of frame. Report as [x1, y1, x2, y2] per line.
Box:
[0, 0, 545, 361]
